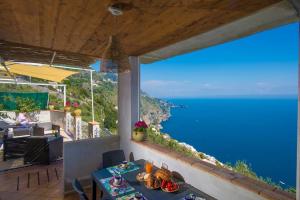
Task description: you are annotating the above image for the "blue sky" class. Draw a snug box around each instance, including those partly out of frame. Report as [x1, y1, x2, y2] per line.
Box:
[93, 22, 299, 98]
[140, 23, 299, 98]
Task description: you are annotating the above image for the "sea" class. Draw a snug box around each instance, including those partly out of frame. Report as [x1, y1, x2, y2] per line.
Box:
[161, 98, 297, 188]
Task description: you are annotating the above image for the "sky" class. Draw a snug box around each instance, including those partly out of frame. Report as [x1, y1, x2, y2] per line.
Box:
[92, 22, 299, 98]
[140, 23, 299, 98]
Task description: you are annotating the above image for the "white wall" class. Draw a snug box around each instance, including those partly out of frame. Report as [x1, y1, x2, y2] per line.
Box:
[50, 110, 65, 127]
[63, 136, 120, 192]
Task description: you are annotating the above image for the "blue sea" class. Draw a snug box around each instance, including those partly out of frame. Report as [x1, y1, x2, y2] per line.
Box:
[161, 98, 297, 188]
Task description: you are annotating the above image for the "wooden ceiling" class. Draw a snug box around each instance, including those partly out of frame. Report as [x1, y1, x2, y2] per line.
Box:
[0, 0, 281, 67]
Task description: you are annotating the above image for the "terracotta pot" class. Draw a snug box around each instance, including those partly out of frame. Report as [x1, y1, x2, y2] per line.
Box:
[132, 131, 145, 142]
[49, 105, 54, 110]
[73, 109, 81, 116]
[64, 106, 71, 112]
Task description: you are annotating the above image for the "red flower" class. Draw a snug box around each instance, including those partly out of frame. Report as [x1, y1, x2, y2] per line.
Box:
[73, 102, 79, 108]
[66, 101, 71, 107]
[134, 120, 148, 128]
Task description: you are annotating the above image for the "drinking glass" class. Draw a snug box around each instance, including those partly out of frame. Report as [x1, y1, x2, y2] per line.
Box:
[145, 160, 153, 174]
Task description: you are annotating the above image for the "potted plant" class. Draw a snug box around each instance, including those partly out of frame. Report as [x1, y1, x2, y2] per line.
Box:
[64, 101, 71, 112]
[132, 120, 148, 142]
[15, 97, 40, 122]
[73, 102, 81, 116]
[48, 102, 55, 110]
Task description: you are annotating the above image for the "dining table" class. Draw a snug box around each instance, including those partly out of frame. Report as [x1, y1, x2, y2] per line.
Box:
[91, 159, 216, 200]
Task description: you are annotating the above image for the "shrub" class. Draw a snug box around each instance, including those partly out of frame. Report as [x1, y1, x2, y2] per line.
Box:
[16, 97, 40, 113]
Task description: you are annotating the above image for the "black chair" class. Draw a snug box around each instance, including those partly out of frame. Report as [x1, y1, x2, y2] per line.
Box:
[52, 124, 60, 136]
[129, 152, 135, 162]
[32, 125, 44, 136]
[72, 179, 89, 200]
[102, 150, 125, 168]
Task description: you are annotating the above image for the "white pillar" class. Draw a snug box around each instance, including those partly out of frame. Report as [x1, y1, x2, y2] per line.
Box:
[90, 70, 95, 122]
[74, 116, 82, 140]
[63, 85, 66, 107]
[118, 56, 140, 155]
[64, 111, 72, 133]
[88, 121, 100, 138]
[130, 57, 140, 125]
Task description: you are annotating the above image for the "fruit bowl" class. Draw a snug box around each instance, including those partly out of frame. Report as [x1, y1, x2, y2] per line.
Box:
[161, 181, 179, 193]
[144, 182, 160, 190]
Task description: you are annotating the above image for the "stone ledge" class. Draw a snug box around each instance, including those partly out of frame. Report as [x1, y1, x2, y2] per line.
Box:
[132, 140, 295, 200]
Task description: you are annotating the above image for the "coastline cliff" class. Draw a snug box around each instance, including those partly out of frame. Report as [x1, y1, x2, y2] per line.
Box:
[140, 92, 171, 130]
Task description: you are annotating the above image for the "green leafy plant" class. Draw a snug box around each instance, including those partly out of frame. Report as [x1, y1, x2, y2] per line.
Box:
[16, 97, 40, 113]
[134, 120, 148, 132]
[3, 95, 13, 102]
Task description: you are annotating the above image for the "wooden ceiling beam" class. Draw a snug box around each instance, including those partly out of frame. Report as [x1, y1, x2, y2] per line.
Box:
[0, 0, 283, 64]
[125, 0, 281, 56]
[0, 40, 96, 67]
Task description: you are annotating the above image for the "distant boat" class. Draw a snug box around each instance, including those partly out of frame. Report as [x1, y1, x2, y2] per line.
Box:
[279, 181, 285, 185]
[170, 104, 187, 109]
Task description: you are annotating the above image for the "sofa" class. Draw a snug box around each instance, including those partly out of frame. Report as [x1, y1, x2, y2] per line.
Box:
[24, 136, 63, 165]
[2, 123, 62, 163]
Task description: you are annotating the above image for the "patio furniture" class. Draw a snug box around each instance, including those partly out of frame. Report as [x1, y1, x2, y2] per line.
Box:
[0, 127, 5, 140]
[13, 126, 32, 137]
[72, 178, 89, 200]
[38, 122, 60, 135]
[129, 152, 135, 162]
[24, 136, 63, 165]
[2, 134, 29, 161]
[91, 159, 216, 200]
[32, 125, 44, 136]
[102, 150, 125, 168]
[52, 124, 60, 136]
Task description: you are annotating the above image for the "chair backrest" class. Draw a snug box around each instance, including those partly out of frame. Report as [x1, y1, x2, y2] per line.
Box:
[72, 179, 89, 200]
[52, 124, 60, 135]
[102, 149, 125, 168]
[33, 126, 44, 136]
[129, 152, 135, 162]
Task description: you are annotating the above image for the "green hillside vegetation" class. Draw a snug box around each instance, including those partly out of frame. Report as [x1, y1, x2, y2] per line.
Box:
[0, 72, 169, 134]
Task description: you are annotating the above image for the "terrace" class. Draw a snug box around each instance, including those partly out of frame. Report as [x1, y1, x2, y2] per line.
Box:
[0, 1, 299, 200]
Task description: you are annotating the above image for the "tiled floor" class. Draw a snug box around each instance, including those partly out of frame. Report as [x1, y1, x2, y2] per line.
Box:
[0, 160, 98, 200]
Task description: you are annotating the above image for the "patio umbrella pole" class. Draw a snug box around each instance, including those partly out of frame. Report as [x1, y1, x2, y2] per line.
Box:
[90, 69, 95, 122]
[63, 85, 66, 107]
